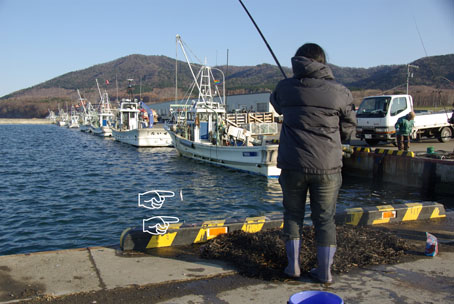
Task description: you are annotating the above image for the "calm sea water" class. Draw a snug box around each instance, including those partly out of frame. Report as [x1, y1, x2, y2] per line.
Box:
[0, 124, 449, 256]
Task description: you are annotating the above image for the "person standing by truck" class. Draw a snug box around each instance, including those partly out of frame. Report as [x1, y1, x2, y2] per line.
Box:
[395, 111, 415, 151]
[448, 103, 454, 125]
[270, 43, 356, 283]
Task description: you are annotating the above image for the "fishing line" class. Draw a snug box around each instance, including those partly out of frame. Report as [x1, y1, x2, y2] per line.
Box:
[237, 0, 287, 79]
[413, 17, 428, 58]
[412, 15, 453, 129]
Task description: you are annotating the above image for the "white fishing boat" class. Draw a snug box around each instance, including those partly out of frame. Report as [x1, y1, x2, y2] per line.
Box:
[56, 108, 69, 127]
[90, 80, 115, 137]
[47, 110, 57, 124]
[111, 96, 172, 147]
[165, 35, 280, 178]
[76, 89, 94, 133]
[68, 106, 80, 128]
[79, 104, 94, 133]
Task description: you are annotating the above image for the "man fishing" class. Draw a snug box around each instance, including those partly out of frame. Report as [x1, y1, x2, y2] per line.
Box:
[270, 43, 356, 283]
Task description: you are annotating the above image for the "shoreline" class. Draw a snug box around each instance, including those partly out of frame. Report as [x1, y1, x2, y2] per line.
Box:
[0, 118, 51, 124]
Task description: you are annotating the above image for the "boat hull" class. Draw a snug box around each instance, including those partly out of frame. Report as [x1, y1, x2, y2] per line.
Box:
[112, 127, 173, 147]
[90, 125, 112, 137]
[79, 124, 91, 133]
[168, 131, 280, 178]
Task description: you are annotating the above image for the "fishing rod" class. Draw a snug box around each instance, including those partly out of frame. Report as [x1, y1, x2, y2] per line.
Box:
[413, 17, 453, 133]
[238, 0, 287, 79]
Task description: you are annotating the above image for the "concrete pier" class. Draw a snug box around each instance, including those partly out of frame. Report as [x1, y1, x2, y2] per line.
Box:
[344, 139, 454, 195]
[0, 133, 452, 303]
[1, 210, 453, 304]
[0, 118, 51, 125]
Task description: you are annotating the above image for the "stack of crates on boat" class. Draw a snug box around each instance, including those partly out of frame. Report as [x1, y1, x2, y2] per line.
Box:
[225, 112, 277, 135]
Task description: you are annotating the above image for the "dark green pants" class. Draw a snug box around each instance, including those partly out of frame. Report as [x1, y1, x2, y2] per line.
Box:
[279, 169, 342, 247]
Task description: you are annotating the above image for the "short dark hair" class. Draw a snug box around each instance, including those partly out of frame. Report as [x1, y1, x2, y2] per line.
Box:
[295, 43, 326, 64]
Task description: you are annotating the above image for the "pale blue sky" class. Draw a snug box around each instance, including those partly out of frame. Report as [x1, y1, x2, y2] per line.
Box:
[0, 0, 453, 97]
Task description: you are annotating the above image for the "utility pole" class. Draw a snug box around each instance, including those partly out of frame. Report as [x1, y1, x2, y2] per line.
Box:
[406, 64, 419, 95]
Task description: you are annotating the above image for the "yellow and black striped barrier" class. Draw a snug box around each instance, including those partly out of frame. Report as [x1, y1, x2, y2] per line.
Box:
[120, 214, 284, 251]
[335, 202, 446, 226]
[353, 146, 371, 153]
[120, 202, 446, 251]
[374, 148, 415, 157]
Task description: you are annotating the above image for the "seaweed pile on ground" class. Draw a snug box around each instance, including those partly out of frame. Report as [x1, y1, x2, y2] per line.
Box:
[199, 225, 410, 280]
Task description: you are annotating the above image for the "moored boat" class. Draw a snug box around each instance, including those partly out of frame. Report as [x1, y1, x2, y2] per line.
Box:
[68, 106, 80, 128]
[76, 89, 94, 132]
[56, 108, 68, 127]
[166, 35, 280, 177]
[90, 80, 114, 137]
[112, 96, 172, 147]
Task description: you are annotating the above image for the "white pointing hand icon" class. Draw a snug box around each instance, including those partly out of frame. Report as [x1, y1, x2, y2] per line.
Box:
[143, 216, 180, 235]
[138, 190, 175, 210]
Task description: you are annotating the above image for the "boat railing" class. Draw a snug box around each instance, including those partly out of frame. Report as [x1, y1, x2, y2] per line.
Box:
[226, 112, 274, 125]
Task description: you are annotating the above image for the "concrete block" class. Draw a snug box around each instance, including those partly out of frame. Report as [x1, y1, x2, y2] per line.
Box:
[121, 202, 446, 251]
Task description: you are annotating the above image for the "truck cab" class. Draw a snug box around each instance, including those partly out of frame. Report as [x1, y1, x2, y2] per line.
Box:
[355, 95, 412, 145]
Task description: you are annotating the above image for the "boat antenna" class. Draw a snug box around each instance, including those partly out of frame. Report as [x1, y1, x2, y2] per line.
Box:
[115, 74, 119, 103]
[139, 76, 142, 100]
[225, 48, 229, 106]
[127, 79, 134, 100]
[237, 0, 287, 79]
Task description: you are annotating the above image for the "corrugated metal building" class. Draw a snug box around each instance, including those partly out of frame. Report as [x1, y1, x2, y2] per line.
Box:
[149, 93, 275, 120]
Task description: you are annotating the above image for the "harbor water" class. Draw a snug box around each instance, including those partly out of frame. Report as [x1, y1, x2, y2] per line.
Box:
[0, 124, 450, 256]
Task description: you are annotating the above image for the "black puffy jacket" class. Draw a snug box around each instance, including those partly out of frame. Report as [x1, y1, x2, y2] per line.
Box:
[270, 56, 356, 174]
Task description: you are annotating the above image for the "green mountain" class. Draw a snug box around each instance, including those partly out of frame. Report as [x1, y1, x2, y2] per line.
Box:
[1, 53, 453, 118]
[331, 54, 454, 90]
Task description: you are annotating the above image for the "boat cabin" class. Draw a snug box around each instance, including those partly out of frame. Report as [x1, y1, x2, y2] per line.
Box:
[117, 99, 140, 131]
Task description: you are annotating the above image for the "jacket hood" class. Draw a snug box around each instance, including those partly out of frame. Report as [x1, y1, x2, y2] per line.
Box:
[291, 56, 334, 80]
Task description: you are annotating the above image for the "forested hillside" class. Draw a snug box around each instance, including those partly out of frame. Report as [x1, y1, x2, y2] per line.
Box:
[1, 54, 453, 118]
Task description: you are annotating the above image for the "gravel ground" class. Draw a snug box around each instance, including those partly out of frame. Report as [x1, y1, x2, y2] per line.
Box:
[199, 225, 411, 280]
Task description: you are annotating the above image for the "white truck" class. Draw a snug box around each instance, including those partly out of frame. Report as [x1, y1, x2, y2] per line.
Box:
[355, 94, 453, 146]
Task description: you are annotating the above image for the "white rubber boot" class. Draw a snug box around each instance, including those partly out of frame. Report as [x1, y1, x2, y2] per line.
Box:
[310, 246, 336, 284]
[284, 239, 301, 278]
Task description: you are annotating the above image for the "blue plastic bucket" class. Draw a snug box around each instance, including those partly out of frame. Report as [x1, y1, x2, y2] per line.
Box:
[288, 291, 343, 304]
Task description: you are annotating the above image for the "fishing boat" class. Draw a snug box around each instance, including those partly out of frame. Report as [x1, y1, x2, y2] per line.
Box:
[56, 108, 69, 127]
[79, 103, 95, 133]
[90, 80, 115, 137]
[75, 89, 94, 132]
[47, 110, 57, 124]
[111, 92, 172, 147]
[165, 35, 280, 177]
[68, 106, 80, 128]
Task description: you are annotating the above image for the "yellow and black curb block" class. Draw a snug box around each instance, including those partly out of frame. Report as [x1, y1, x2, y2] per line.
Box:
[374, 148, 415, 157]
[335, 202, 446, 226]
[120, 202, 446, 251]
[353, 147, 371, 153]
[120, 214, 283, 251]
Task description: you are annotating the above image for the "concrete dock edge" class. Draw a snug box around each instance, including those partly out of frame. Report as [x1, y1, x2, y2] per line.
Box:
[120, 202, 446, 251]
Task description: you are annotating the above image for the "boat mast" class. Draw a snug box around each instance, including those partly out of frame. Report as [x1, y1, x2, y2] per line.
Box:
[116, 75, 119, 103]
[77, 89, 87, 114]
[96, 78, 105, 111]
[176, 34, 205, 102]
[175, 38, 178, 103]
[199, 59, 213, 103]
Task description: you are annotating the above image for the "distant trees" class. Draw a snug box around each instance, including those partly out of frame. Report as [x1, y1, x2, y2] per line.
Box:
[0, 98, 69, 118]
[1, 53, 453, 117]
